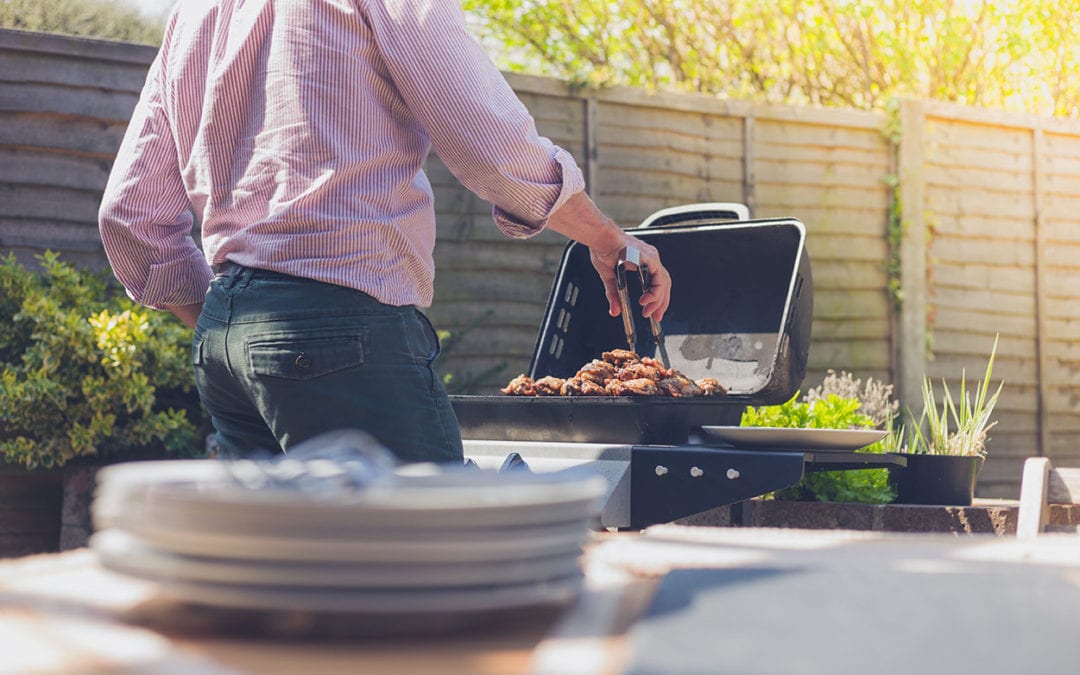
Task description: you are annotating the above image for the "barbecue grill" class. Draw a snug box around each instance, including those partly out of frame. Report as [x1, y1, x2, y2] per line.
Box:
[451, 204, 905, 528]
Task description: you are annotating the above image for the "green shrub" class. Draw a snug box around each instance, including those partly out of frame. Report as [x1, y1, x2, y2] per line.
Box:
[0, 252, 204, 469]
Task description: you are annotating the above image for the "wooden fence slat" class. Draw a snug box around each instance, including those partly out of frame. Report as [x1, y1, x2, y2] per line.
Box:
[0, 82, 139, 123]
[898, 100, 928, 414]
[1033, 127, 1051, 457]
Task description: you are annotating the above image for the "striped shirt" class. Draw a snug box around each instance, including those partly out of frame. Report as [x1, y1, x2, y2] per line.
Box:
[99, 0, 585, 309]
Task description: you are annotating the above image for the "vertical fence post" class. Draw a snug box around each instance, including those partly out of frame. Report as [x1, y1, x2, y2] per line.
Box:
[897, 100, 928, 415]
[742, 115, 756, 215]
[1032, 125, 1050, 457]
[583, 96, 598, 196]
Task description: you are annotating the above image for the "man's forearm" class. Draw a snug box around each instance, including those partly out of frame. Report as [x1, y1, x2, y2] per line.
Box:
[543, 191, 625, 257]
[544, 190, 671, 321]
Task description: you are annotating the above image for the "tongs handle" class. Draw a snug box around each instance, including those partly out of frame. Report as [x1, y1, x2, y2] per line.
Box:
[616, 247, 669, 366]
[637, 264, 670, 368]
[614, 260, 636, 352]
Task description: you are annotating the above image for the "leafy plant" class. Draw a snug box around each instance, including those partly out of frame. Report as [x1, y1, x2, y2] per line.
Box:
[908, 337, 1002, 457]
[742, 392, 896, 504]
[742, 392, 875, 432]
[0, 252, 204, 470]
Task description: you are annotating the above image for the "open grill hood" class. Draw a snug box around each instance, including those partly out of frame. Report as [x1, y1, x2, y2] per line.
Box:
[450, 209, 813, 445]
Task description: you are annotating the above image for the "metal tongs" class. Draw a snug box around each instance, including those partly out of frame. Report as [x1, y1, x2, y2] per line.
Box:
[615, 246, 671, 367]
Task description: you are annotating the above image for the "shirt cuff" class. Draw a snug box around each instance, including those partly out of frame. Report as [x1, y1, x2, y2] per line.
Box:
[493, 147, 587, 239]
[137, 248, 214, 310]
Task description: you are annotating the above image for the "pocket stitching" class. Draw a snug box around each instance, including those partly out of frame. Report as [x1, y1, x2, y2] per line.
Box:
[246, 332, 366, 381]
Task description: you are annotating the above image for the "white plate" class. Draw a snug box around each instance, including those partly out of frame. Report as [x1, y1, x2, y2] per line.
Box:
[95, 461, 607, 529]
[96, 519, 589, 563]
[97, 564, 584, 614]
[92, 497, 592, 542]
[92, 530, 583, 588]
[700, 426, 888, 451]
[93, 490, 600, 532]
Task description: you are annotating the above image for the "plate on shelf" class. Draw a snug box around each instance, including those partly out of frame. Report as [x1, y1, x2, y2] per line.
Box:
[700, 426, 888, 452]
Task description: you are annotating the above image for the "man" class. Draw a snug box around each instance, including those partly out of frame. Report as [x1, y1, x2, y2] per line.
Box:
[99, 0, 671, 463]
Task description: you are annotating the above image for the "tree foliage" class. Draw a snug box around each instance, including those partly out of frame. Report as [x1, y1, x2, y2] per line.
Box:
[465, 0, 1080, 117]
[0, 0, 163, 45]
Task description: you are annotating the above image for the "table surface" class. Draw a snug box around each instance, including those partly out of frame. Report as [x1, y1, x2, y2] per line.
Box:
[2, 528, 1079, 675]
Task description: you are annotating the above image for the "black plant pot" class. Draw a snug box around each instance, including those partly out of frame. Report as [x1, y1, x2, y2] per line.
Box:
[0, 462, 63, 557]
[888, 453, 985, 506]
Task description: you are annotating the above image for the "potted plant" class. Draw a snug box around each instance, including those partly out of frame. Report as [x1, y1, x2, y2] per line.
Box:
[0, 252, 206, 554]
[887, 338, 1002, 506]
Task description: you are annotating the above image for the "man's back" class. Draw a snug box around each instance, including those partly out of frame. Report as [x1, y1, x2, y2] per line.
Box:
[101, 0, 583, 309]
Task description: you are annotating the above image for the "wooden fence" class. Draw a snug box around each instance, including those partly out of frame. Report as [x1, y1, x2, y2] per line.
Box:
[898, 101, 1080, 493]
[3, 28, 1078, 496]
[431, 74, 895, 401]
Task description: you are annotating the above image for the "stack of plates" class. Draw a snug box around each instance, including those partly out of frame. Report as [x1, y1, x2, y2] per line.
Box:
[91, 459, 606, 615]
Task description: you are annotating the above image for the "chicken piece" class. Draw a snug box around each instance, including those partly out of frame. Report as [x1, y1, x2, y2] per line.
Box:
[607, 377, 659, 396]
[501, 374, 536, 396]
[560, 376, 607, 396]
[696, 377, 728, 397]
[658, 375, 703, 397]
[601, 349, 640, 368]
[617, 362, 663, 382]
[533, 376, 566, 396]
[576, 359, 617, 386]
[641, 357, 674, 378]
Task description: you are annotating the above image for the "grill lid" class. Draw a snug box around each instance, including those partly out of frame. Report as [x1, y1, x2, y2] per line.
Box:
[529, 215, 812, 405]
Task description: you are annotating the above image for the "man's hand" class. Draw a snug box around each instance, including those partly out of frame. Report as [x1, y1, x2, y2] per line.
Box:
[168, 301, 204, 330]
[588, 234, 670, 321]
[546, 191, 672, 322]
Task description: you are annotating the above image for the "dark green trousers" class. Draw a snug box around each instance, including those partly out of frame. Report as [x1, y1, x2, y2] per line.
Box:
[192, 265, 463, 464]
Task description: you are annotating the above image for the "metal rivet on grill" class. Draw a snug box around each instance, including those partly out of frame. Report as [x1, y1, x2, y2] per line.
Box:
[655, 465, 668, 476]
[690, 466, 704, 478]
[295, 353, 311, 369]
[727, 468, 740, 480]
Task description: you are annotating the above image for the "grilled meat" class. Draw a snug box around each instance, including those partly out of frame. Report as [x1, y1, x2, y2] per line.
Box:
[576, 359, 616, 385]
[641, 357, 673, 378]
[501, 374, 536, 396]
[616, 362, 663, 382]
[533, 376, 566, 395]
[696, 378, 728, 397]
[607, 377, 658, 396]
[658, 374, 703, 397]
[601, 349, 639, 367]
[502, 351, 727, 398]
[560, 376, 607, 396]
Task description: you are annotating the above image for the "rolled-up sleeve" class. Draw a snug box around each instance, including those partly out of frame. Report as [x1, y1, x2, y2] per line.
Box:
[361, 0, 586, 238]
[98, 51, 212, 310]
